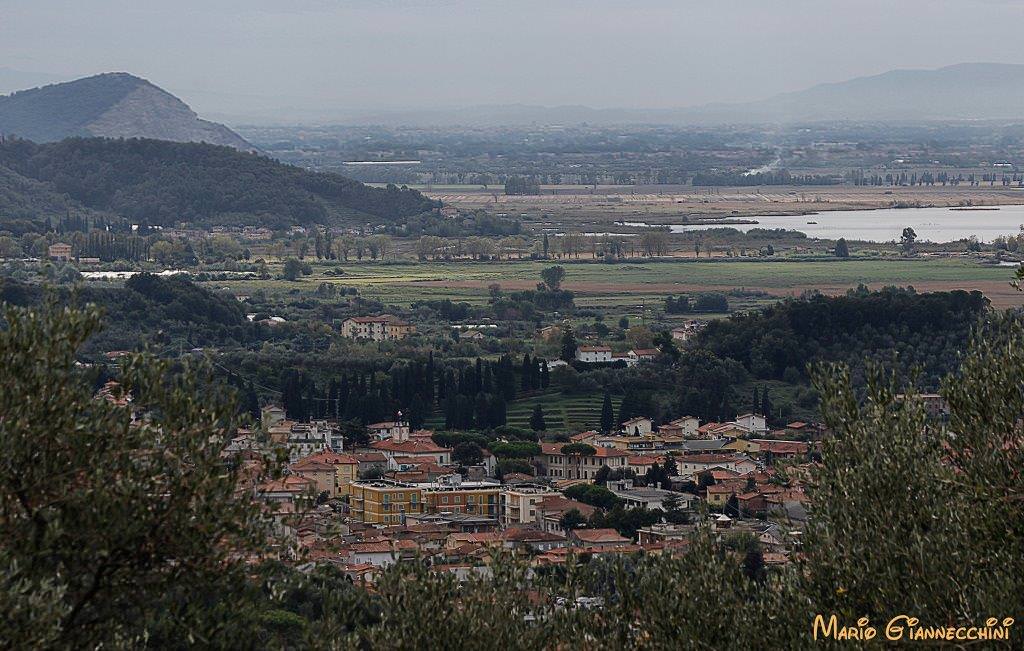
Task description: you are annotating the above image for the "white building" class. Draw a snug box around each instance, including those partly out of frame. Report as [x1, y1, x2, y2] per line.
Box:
[576, 345, 612, 363]
[367, 420, 411, 441]
[499, 484, 557, 527]
[659, 416, 700, 438]
[734, 413, 768, 434]
[607, 479, 699, 511]
[286, 420, 341, 461]
[621, 416, 653, 436]
[675, 454, 757, 479]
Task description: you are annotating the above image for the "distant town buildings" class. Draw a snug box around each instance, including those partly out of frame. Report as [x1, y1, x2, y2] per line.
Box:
[232, 401, 818, 579]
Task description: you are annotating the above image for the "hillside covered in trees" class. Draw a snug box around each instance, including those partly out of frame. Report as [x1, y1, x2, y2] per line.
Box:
[0, 137, 439, 229]
[697, 286, 989, 389]
[0, 274, 255, 354]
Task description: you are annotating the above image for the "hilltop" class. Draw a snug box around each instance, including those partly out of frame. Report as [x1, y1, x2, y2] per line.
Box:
[696, 62, 1024, 123]
[0, 73, 251, 149]
[0, 137, 439, 229]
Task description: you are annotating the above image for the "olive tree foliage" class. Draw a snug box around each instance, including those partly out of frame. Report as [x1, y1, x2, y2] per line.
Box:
[804, 315, 1023, 627]
[0, 300, 273, 648]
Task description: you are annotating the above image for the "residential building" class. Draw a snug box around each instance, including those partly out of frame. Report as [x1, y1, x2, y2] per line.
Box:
[261, 405, 286, 428]
[676, 453, 757, 479]
[537, 443, 629, 480]
[620, 416, 653, 436]
[370, 438, 452, 465]
[500, 484, 557, 527]
[538, 325, 562, 341]
[607, 479, 698, 511]
[735, 413, 769, 434]
[595, 433, 663, 453]
[569, 528, 630, 549]
[349, 480, 424, 526]
[638, 523, 699, 544]
[352, 451, 389, 476]
[751, 439, 812, 462]
[535, 495, 597, 535]
[48, 242, 72, 261]
[367, 420, 411, 441]
[404, 512, 499, 533]
[502, 528, 569, 553]
[626, 454, 664, 476]
[575, 345, 612, 363]
[658, 416, 700, 438]
[611, 351, 635, 366]
[290, 449, 360, 498]
[670, 320, 705, 343]
[706, 480, 749, 509]
[420, 477, 500, 519]
[628, 348, 659, 364]
[284, 420, 342, 461]
[256, 475, 316, 507]
[341, 315, 415, 341]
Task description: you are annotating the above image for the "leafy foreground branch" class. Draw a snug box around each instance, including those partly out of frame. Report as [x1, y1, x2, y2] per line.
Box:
[0, 304, 1021, 649]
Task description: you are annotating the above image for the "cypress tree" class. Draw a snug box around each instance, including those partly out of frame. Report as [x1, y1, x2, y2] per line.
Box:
[600, 391, 615, 433]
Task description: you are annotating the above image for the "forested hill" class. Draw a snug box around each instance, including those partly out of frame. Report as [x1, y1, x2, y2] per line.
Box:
[0, 137, 440, 228]
[697, 287, 990, 389]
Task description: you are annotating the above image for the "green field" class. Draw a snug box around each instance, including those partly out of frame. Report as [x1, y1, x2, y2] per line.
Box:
[216, 257, 1019, 309]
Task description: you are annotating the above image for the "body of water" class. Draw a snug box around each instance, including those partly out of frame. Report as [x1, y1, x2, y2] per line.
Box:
[654, 204, 1024, 243]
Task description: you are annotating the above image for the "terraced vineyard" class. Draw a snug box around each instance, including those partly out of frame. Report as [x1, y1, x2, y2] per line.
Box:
[424, 390, 621, 433]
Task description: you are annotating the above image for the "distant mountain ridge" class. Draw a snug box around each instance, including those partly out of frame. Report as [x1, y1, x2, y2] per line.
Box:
[302, 63, 1024, 126]
[696, 62, 1024, 123]
[0, 73, 252, 149]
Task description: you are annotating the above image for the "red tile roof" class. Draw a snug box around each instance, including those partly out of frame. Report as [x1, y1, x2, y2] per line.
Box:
[752, 439, 810, 454]
[257, 475, 315, 493]
[681, 453, 743, 464]
[371, 439, 451, 454]
[572, 528, 630, 544]
[291, 450, 358, 471]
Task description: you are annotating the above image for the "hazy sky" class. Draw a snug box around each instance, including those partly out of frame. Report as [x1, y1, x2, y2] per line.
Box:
[3, 0, 1024, 120]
